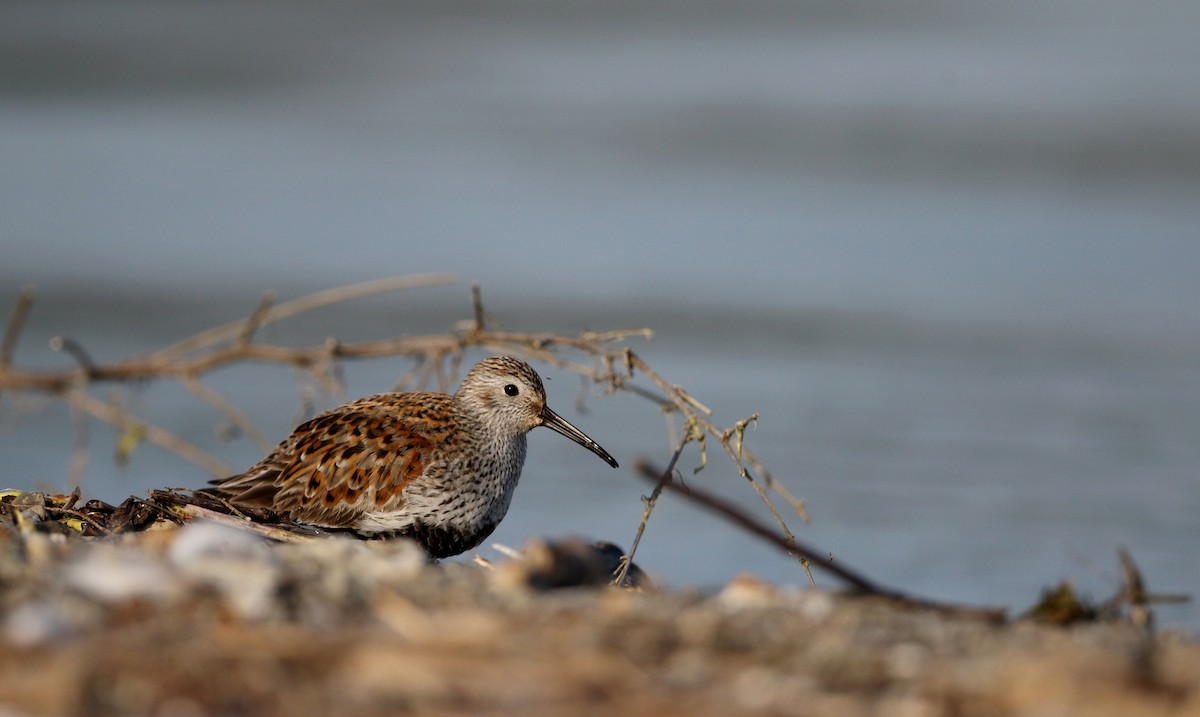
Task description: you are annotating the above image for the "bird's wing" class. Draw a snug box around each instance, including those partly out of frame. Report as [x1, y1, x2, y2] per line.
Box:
[211, 393, 455, 529]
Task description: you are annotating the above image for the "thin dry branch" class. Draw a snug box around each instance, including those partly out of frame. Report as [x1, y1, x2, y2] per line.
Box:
[1, 286, 35, 370]
[65, 390, 233, 478]
[152, 273, 457, 360]
[636, 460, 1008, 622]
[181, 374, 272, 453]
[237, 291, 277, 347]
[66, 388, 91, 491]
[613, 433, 690, 586]
[49, 336, 98, 375]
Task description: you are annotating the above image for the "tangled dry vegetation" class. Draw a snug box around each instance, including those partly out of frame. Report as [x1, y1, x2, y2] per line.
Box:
[0, 277, 1189, 612]
[1, 276, 1197, 717]
[0, 275, 805, 579]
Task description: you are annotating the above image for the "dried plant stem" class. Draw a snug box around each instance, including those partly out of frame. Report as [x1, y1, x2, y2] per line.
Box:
[613, 433, 690, 586]
[181, 374, 272, 453]
[153, 274, 457, 359]
[237, 291, 277, 347]
[66, 390, 233, 477]
[0, 286, 35, 370]
[637, 460, 1007, 622]
[595, 351, 809, 567]
[66, 388, 91, 491]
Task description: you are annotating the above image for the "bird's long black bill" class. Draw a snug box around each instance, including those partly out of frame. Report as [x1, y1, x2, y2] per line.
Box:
[540, 406, 619, 468]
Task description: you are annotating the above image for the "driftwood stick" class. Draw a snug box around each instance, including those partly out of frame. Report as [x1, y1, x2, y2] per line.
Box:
[636, 460, 1008, 622]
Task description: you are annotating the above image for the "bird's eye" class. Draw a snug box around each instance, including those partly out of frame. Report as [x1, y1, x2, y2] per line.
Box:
[504, 384, 520, 396]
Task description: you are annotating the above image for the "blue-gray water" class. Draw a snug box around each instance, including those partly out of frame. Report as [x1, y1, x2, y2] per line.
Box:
[2, 0, 1198, 629]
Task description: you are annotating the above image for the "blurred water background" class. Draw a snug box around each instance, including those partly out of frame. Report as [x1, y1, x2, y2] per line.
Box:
[2, 0, 1198, 628]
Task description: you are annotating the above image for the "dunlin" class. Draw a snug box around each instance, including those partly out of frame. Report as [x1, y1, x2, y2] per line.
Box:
[209, 356, 618, 558]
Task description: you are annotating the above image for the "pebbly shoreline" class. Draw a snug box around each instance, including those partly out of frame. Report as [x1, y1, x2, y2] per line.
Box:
[1, 493, 1197, 717]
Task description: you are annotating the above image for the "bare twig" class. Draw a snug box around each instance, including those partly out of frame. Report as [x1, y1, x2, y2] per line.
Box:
[237, 291, 276, 347]
[1109, 546, 1191, 629]
[49, 336, 97, 376]
[66, 390, 233, 478]
[153, 273, 457, 360]
[182, 374, 272, 453]
[636, 460, 1007, 622]
[471, 282, 486, 333]
[0, 327, 447, 393]
[1, 286, 35, 369]
[67, 386, 91, 491]
[588, 350, 808, 566]
[613, 434, 690, 586]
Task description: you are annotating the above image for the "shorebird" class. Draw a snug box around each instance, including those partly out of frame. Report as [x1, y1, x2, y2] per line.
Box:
[208, 356, 618, 558]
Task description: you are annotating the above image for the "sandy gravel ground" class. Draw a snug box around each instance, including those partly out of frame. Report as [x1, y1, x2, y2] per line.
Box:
[1, 499, 1197, 717]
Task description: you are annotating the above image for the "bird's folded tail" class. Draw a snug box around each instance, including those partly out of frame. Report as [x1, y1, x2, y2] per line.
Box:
[205, 465, 282, 508]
